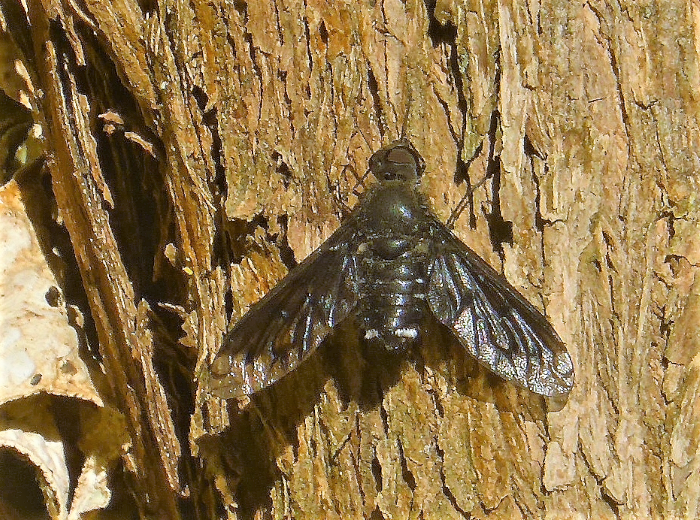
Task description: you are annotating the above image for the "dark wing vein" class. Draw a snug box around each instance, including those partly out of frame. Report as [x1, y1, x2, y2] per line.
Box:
[426, 222, 574, 396]
[210, 223, 360, 398]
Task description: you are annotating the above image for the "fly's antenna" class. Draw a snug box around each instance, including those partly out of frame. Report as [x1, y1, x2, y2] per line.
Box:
[353, 126, 376, 195]
[399, 88, 412, 141]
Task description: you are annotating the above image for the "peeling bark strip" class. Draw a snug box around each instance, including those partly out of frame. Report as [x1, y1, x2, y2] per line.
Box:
[21, 10, 184, 520]
[2, 0, 699, 518]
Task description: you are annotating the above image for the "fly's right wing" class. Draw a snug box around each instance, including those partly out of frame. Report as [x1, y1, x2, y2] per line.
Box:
[426, 221, 574, 397]
[210, 222, 360, 398]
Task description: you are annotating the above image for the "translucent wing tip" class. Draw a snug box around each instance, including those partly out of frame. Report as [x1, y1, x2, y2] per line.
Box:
[529, 349, 574, 397]
[209, 377, 246, 399]
[208, 354, 252, 399]
[551, 350, 575, 394]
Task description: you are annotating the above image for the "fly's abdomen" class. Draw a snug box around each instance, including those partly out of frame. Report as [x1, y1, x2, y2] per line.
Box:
[358, 238, 429, 351]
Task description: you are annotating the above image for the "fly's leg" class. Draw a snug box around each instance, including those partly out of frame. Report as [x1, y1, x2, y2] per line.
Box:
[445, 158, 492, 229]
[325, 163, 365, 220]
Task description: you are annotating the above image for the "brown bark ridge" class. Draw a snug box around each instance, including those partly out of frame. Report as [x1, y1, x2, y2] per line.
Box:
[1, 0, 699, 518]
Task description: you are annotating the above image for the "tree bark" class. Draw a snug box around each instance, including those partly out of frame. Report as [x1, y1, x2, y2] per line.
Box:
[1, 0, 699, 518]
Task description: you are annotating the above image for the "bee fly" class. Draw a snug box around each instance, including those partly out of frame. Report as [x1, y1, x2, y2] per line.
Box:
[210, 140, 574, 398]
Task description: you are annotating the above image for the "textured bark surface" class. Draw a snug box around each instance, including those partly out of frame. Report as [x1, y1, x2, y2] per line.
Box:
[1, 0, 699, 518]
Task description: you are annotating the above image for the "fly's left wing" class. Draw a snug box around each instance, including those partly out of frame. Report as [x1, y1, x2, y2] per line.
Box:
[426, 222, 574, 396]
[210, 221, 360, 398]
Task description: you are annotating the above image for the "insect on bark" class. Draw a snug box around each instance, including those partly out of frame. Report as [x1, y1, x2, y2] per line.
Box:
[209, 140, 574, 398]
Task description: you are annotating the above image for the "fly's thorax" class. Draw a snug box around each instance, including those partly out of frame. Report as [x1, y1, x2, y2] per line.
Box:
[359, 183, 428, 235]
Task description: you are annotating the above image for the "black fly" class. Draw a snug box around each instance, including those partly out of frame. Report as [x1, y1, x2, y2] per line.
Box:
[210, 140, 574, 398]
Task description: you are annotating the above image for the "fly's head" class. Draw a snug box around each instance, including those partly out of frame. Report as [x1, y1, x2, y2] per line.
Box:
[369, 139, 425, 186]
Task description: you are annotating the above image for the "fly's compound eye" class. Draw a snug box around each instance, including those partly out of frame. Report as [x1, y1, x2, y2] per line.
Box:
[369, 142, 425, 183]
